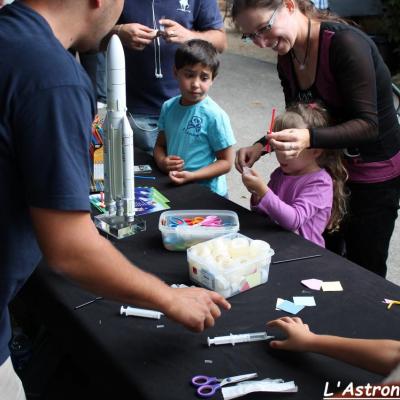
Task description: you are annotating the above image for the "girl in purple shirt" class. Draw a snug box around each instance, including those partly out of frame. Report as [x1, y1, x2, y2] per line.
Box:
[242, 103, 347, 247]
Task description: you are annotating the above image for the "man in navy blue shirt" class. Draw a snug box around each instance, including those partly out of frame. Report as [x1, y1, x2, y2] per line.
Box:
[108, 0, 226, 154]
[0, 1, 230, 398]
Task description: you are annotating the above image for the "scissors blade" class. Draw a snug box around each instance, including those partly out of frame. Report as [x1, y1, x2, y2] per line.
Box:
[220, 373, 258, 387]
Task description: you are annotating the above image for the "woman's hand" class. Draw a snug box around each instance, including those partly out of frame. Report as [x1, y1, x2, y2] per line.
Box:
[266, 317, 316, 352]
[235, 143, 264, 173]
[269, 129, 310, 159]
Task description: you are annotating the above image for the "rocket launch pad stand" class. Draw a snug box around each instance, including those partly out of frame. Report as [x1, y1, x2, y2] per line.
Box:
[94, 213, 146, 239]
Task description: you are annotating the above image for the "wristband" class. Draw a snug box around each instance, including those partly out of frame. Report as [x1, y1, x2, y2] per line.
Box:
[253, 136, 268, 155]
[308, 128, 315, 148]
[254, 136, 267, 147]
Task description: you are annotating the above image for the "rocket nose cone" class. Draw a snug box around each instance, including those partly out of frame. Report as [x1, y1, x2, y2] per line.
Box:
[107, 34, 125, 69]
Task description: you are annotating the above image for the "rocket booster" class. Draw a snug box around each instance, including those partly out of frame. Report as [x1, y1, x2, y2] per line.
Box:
[103, 34, 135, 220]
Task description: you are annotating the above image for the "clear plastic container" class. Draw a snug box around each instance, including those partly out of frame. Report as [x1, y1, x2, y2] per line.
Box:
[187, 233, 274, 298]
[159, 210, 239, 251]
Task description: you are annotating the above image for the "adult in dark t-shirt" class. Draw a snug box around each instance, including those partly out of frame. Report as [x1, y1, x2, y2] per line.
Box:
[105, 0, 226, 154]
[0, 1, 230, 397]
[232, 0, 400, 278]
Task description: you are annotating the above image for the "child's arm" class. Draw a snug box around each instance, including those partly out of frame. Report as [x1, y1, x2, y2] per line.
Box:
[254, 173, 332, 232]
[153, 131, 184, 173]
[267, 317, 400, 376]
[169, 146, 234, 185]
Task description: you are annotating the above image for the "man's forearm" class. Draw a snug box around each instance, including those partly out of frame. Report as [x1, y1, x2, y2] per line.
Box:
[31, 208, 173, 312]
[56, 233, 173, 311]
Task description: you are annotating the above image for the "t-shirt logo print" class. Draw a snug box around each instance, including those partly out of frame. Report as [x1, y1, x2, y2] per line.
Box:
[185, 116, 202, 136]
[177, 0, 191, 12]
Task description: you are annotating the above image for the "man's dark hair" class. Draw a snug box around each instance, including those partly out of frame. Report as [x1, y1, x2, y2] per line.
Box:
[175, 39, 220, 78]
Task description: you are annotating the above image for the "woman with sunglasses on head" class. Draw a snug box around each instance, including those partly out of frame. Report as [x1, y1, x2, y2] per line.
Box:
[233, 0, 400, 278]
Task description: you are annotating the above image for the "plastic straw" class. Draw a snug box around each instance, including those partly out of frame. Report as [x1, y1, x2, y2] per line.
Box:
[265, 108, 276, 154]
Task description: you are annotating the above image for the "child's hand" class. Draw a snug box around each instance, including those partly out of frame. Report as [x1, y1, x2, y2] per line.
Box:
[241, 167, 268, 198]
[169, 170, 193, 185]
[161, 155, 184, 172]
[266, 317, 316, 352]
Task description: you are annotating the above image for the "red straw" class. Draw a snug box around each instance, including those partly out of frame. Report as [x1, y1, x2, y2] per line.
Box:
[265, 107, 276, 154]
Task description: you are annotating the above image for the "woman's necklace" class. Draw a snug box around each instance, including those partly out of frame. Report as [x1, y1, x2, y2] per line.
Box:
[291, 18, 311, 71]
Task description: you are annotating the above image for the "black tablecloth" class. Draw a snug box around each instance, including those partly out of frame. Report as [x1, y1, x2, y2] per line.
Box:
[22, 151, 400, 399]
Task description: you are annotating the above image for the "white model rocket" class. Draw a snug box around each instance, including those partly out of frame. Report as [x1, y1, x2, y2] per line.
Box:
[103, 34, 135, 222]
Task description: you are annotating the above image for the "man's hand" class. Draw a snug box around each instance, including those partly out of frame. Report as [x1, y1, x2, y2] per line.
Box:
[159, 19, 193, 44]
[164, 287, 231, 332]
[169, 170, 193, 185]
[118, 23, 157, 50]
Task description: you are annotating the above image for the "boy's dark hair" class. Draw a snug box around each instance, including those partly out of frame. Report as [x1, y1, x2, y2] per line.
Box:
[175, 39, 220, 78]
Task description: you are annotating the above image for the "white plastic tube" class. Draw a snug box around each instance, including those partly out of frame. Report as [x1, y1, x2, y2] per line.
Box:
[120, 306, 163, 320]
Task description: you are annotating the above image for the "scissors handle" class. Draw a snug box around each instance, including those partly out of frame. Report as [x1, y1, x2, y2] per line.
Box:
[197, 383, 221, 398]
[191, 375, 218, 387]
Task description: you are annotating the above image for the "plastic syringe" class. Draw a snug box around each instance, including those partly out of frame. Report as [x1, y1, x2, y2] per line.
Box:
[120, 306, 163, 320]
[207, 332, 274, 347]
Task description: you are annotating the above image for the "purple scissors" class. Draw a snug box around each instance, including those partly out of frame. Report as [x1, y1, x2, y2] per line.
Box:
[191, 372, 257, 398]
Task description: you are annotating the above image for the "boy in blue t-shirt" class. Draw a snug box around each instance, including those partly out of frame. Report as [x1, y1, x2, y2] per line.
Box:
[154, 39, 236, 197]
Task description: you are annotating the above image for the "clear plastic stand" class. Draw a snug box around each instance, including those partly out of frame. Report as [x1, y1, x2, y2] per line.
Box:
[94, 213, 146, 239]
